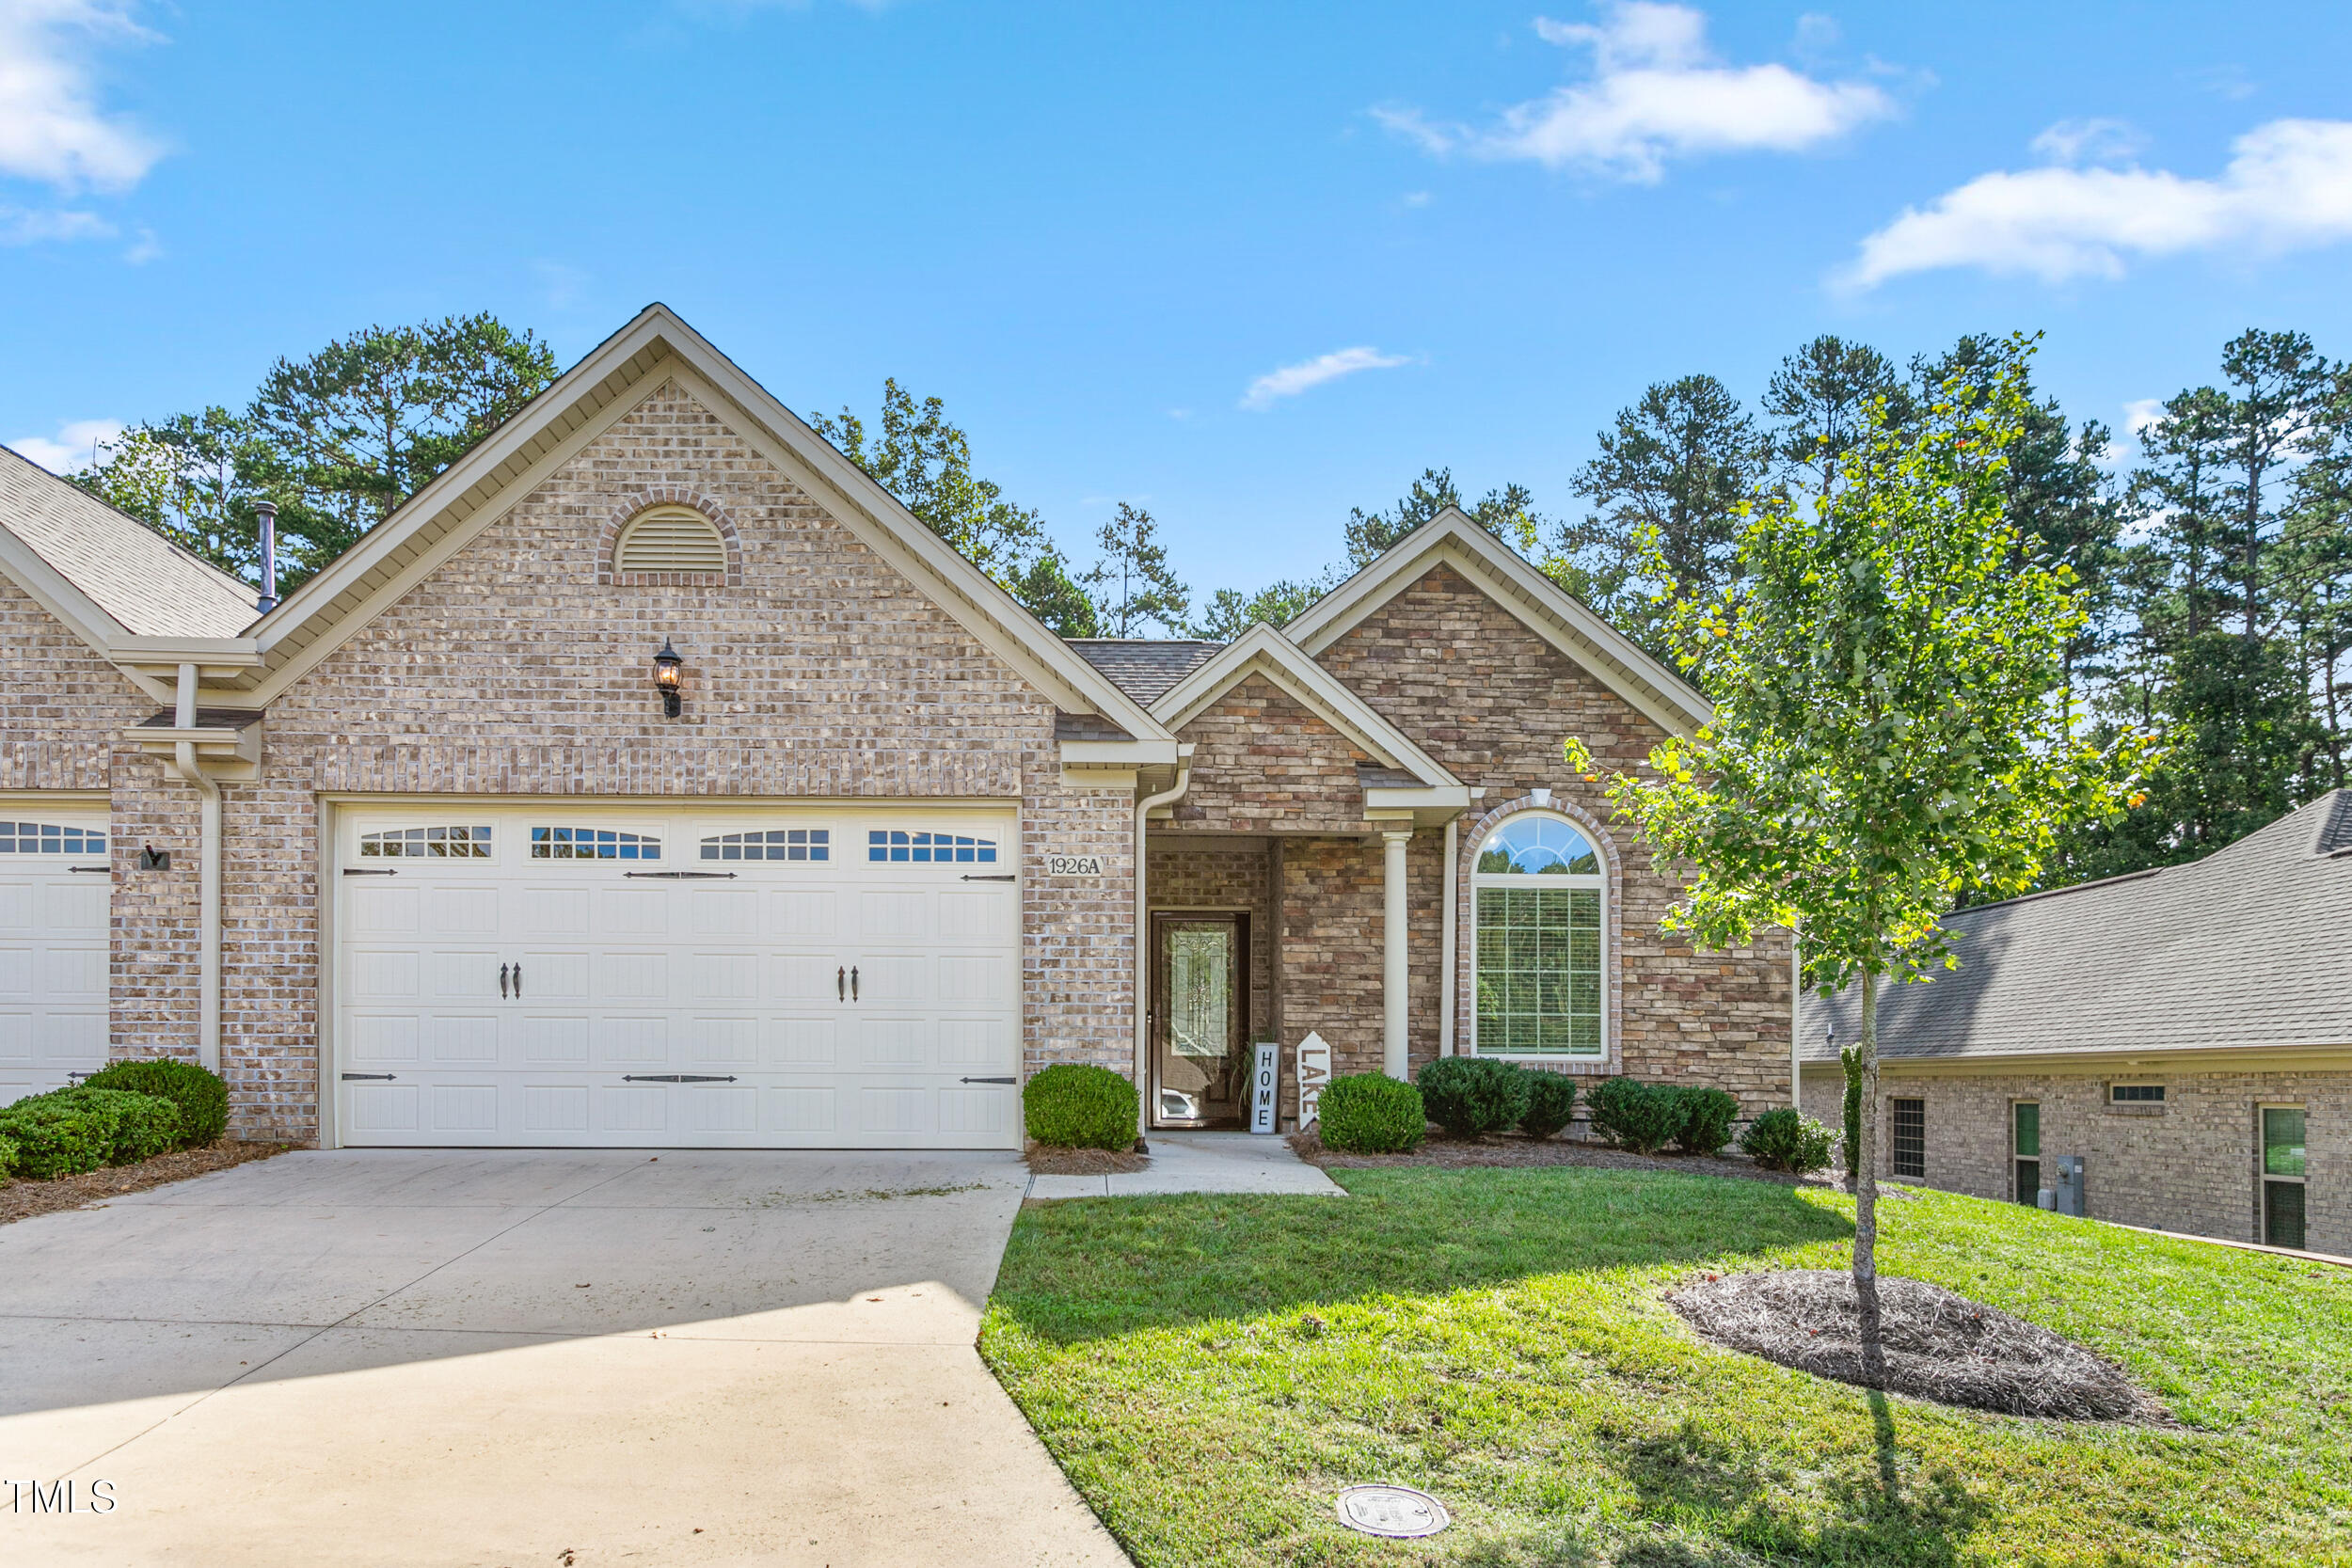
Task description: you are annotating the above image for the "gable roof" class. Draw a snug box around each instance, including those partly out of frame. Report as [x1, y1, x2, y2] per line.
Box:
[0, 442, 257, 645]
[1800, 791, 2352, 1064]
[1068, 639, 1222, 705]
[161, 305, 1170, 738]
[1280, 508, 1712, 737]
[1150, 623, 1462, 789]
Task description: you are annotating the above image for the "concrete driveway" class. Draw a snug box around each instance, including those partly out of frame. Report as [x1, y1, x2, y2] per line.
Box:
[0, 1148, 1128, 1567]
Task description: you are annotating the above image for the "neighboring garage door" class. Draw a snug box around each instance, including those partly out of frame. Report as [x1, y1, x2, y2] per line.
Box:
[333, 806, 1022, 1149]
[0, 807, 110, 1107]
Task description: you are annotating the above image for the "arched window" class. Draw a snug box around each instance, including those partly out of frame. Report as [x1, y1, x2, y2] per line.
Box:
[614, 505, 727, 575]
[1472, 813, 1605, 1058]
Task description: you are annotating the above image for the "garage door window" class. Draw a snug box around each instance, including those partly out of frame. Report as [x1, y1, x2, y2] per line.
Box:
[531, 827, 661, 861]
[867, 830, 997, 863]
[359, 825, 492, 859]
[701, 829, 830, 862]
[0, 821, 106, 855]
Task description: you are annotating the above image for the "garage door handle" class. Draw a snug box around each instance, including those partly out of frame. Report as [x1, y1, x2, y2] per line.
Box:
[621, 1074, 739, 1084]
[961, 874, 1016, 882]
[850, 965, 859, 1002]
[960, 1076, 1016, 1085]
[837, 966, 845, 1001]
[499, 962, 509, 999]
[342, 1072, 397, 1082]
[512, 962, 521, 998]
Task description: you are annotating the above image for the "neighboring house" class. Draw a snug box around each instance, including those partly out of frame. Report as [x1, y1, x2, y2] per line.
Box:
[1800, 792, 2352, 1257]
[0, 304, 1792, 1151]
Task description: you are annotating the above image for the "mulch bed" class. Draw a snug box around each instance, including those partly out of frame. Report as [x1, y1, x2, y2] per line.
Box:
[1288, 1128, 1843, 1191]
[1670, 1269, 2170, 1422]
[0, 1140, 294, 1227]
[1025, 1142, 1150, 1176]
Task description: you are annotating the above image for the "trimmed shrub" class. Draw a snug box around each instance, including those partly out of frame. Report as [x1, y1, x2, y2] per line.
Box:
[62, 1088, 183, 1164]
[0, 1093, 119, 1179]
[0, 1131, 16, 1180]
[1414, 1056, 1531, 1139]
[1318, 1073, 1425, 1154]
[1024, 1064, 1137, 1150]
[1518, 1071, 1578, 1140]
[1586, 1077, 1683, 1155]
[1674, 1086, 1740, 1156]
[1741, 1107, 1837, 1175]
[81, 1058, 228, 1147]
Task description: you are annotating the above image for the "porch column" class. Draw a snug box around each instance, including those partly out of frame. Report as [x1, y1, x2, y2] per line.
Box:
[1382, 829, 1412, 1079]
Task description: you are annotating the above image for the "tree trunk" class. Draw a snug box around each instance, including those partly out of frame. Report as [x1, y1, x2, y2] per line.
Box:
[1853, 967, 1886, 1389]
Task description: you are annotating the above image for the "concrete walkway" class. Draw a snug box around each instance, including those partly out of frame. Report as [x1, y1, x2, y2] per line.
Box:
[0, 1148, 1129, 1567]
[1026, 1131, 1345, 1199]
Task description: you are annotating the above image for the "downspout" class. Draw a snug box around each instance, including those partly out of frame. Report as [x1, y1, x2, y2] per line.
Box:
[1789, 921, 1802, 1113]
[1439, 816, 1458, 1055]
[1133, 753, 1193, 1139]
[167, 664, 222, 1072]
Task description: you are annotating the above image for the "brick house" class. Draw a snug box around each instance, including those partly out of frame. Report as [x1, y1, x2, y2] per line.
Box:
[0, 304, 1792, 1150]
[1800, 792, 2352, 1256]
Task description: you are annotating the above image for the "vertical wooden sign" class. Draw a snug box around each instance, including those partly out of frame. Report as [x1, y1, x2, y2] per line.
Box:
[1249, 1042, 1279, 1134]
[1295, 1031, 1331, 1129]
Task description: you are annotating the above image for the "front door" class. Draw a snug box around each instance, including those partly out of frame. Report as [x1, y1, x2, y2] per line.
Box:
[1150, 912, 1247, 1128]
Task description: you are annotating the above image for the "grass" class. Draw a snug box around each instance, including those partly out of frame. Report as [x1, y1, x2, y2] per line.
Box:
[978, 1166, 2352, 1566]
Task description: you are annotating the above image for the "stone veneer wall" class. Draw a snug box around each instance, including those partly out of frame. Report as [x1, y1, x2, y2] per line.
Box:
[1801, 1064, 2349, 1256]
[1168, 674, 1374, 834]
[103, 379, 1136, 1141]
[1314, 563, 1793, 1112]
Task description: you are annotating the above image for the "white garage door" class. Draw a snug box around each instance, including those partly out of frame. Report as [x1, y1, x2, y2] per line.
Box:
[0, 807, 110, 1107]
[332, 805, 1023, 1149]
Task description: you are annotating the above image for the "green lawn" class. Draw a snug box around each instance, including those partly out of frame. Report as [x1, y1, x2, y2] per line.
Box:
[978, 1166, 2352, 1566]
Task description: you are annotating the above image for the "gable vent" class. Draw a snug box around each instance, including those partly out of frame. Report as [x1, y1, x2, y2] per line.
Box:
[615, 506, 726, 575]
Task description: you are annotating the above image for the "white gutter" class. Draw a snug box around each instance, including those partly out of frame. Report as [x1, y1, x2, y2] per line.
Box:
[1132, 756, 1194, 1139]
[167, 664, 222, 1072]
[1439, 816, 1458, 1055]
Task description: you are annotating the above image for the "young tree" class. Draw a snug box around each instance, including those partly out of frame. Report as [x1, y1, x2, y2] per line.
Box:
[1084, 502, 1191, 636]
[249, 313, 558, 575]
[1554, 373, 1764, 657]
[1566, 338, 2143, 1381]
[810, 379, 1050, 582]
[1344, 467, 1539, 566]
[1188, 577, 1328, 640]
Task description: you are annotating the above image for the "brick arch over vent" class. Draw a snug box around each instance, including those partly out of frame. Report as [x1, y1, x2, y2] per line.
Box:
[597, 489, 744, 587]
[1453, 790, 1626, 1076]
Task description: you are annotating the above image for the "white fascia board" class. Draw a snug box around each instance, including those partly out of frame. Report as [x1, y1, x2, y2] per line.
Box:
[1364, 784, 1472, 813]
[1149, 625, 1459, 787]
[1059, 738, 1181, 769]
[1282, 510, 1712, 737]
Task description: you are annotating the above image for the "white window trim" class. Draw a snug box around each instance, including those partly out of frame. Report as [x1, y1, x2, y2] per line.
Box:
[1469, 810, 1609, 1063]
[2259, 1101, 2307, 1248]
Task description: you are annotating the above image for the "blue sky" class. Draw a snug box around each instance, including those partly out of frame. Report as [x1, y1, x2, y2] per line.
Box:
[6, 1, 2352, 604]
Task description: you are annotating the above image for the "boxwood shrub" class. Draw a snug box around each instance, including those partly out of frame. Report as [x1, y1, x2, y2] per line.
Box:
[1519, 1071, 1578, 1140]
[1024, 1063, 1137, 1150]
[80, 1058, 227, 1147]
[0, 1086, 183, 1179]
[1414, 1056, 1530, 1139]
[1674, 1086, 1740, 1156]
[1740, 1107, 1837, 1175]
[1317, 1072, 1425, 1154]
[0, 1131, 16, 1180]
[1586, 1077, 1683, 1155]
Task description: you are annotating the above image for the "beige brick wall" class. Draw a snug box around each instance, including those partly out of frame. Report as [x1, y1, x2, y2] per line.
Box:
[100, 379, 1136, 1140]
[1804, 1062, 2349, 1256]
[1169, 674, 1374, 834]
[1315, 562, 1793, 1112]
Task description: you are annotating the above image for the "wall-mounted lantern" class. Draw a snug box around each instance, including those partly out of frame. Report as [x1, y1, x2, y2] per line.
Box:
[653, 638, 684, 719]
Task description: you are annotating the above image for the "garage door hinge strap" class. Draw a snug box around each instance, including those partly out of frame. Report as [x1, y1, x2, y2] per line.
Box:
[623, 871, 738, 879]
[620, 1074, 739, 1083]
[961, 874, 1017, 882]
[70, 864, 109, 873]
[342, 867, 397, 876]
[341, 1072, 397, 1081]
[960, 1076, 1017, 1085]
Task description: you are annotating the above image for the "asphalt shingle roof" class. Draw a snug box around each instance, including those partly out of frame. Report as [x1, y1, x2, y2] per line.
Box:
[1799, 790, 2352, 1062]
[1066, 639, 1222, 705]
[0, 442, 257, 638]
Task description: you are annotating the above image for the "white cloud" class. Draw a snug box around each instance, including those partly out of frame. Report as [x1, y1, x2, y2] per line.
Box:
[2029, 118, 2144, 166]
[10, 416, 122, 473]
[0, 202, 110, 243]
[2121, 398, 2165, 438]
[1377, 2, 1894, 182]
[1239, 347, 1413, 412]
[0, 1, 164, 193]
[1846, 119, 2352, 288]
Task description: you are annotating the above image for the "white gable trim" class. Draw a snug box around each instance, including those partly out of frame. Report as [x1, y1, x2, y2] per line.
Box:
[1150, 624, 1461, 788]
[199, 305, 1169, 738]
[1282, 508, 1712, 737]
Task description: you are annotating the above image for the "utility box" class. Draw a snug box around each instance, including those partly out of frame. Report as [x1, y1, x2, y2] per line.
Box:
[2052, 1154, 2086, 1217]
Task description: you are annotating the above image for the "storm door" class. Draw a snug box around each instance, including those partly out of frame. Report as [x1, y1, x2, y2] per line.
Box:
[1150, 913, 1248, 1129]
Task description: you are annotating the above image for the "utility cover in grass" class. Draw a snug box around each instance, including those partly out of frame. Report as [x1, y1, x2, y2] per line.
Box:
[1669, 1269, 2168, 1423]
